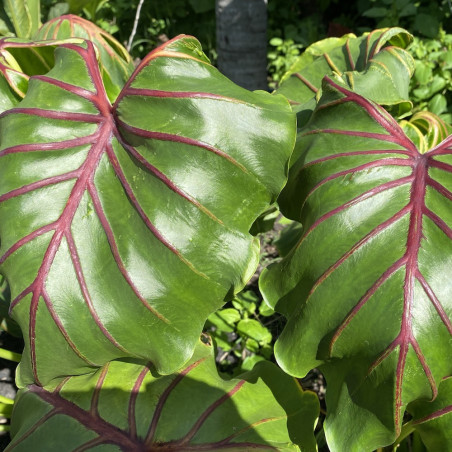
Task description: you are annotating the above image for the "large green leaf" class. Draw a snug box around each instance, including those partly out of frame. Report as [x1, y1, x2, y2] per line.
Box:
[7, 339, 319, 451]
[3, 0, 40, 38]
[260, 78, 452, 450]
[34, 14, 134, 101]
[276, 28, 414, 127]
[0, 36, 295, 386]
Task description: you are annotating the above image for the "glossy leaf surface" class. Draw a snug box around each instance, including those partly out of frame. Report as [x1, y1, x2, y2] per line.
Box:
[0, 36, 295, 385]
[7, 340, 319, 451]
[35, 15, 134, 101]
[276, 28, 414, 127]
[260, 78, 452, 450]
[408, 377, 452, 451]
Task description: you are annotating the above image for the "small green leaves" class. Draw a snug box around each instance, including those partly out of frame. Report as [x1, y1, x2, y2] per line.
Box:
[236, 319, 272, 346]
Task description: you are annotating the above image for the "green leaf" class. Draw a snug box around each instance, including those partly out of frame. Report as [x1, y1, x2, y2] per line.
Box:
[3, 0, 40, 38]
[249, 204, 279, 234]
[188, 0, 214, 14]
[258, 299, 275, 317]
[207, 308, 241, 333]
[47, 3, 70, 20]
[414, 14, 440, 39]
[408, 377, 452, 451]
[363, 7, 389, 18]
[237, 319, 272, 345]
[241, 353, 265, 371]
[270, 37, 284, 46]
[211, 331, 232, 352]
[276, 28, 414, 127]
[65, 0, 94, 13]
[34, 14, 134, 101]
[440, 50, 452, 69]
[245, 337, 260, 353]
[8, 340, 320, 451]
[274, 221, 303, 257]
[399, 3, 417, 17]
[232, 291, 259, 315]
[414, 61, 432, 85]
[0, 37, 295, 386]
[427, 93, 447, 116]
[261, 78, 452, 450]
[0, 18, 14, 36]
[400, 111, 452, 154]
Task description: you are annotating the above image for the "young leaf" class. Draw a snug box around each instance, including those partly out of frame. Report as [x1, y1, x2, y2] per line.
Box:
[0, 36, 295, 385]
[277, 28, 414, 127]
[260, 78, 452, 450]
[34, 14, 134, 101]
[7, 340, 319, 451]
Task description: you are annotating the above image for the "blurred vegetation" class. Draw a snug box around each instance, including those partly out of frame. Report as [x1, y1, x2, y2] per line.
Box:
[38, 0, 452, 90]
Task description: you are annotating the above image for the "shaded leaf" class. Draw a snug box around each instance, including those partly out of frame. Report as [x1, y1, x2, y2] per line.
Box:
[0, 36, 295, 385]
[207, 308, 241, 333]
[237, 319, 272, 345]
[407, 377, 452, 451]
[7, 340, 320, 451]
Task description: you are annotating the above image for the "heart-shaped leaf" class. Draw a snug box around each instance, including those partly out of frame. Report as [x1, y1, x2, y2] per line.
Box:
[7, 339, 319, 451]
[260, 78, 452, 450]
[34, 14, 134, 101]
[0, 36, 295, 386]
[276, 28, 414, 127]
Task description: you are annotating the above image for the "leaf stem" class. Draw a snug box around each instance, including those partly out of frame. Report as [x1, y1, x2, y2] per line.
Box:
[391, 420, 415, 450]
[0, 347, 21, 363]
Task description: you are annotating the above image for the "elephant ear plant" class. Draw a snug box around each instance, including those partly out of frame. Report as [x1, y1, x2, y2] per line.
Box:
[261, 42, 452, 452]
[0, 13, 450, 452]
[0, 13, 323, 450]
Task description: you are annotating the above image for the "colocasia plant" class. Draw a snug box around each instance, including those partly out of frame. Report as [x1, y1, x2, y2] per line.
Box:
[0, 2, 450, 451]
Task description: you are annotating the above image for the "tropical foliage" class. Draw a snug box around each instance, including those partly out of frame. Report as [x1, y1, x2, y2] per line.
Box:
[0, 2, 451, 452]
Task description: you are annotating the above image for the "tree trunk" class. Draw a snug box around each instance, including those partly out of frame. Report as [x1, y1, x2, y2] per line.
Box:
[216, 0, 268, 91]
